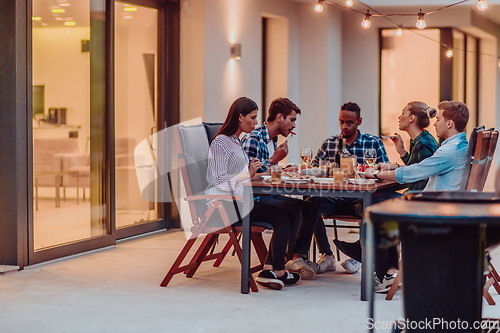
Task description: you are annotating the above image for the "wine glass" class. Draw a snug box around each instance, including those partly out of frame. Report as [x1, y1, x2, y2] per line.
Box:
[300, 148, 313, 168]
[364, 149, 377, 167]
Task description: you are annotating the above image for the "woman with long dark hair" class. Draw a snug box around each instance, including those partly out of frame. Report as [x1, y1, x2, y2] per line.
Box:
[206, 97, 301, 290]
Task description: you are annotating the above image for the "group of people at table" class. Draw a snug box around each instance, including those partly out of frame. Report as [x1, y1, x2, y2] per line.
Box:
[205, 95, 472, 291]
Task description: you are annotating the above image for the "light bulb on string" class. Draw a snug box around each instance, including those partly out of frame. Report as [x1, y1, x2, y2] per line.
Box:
[361, 10, 371, 29]
[416, 10, 426, 30]
[314, 0, 324, 13]
[445, 48, 454, 58]
[345, 0, 354, 7]
[477, 0, 488, 11]
[395, 26, 403, 36]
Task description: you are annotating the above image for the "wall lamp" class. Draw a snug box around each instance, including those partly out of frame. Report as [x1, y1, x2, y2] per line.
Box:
[230, 43, 241, 60]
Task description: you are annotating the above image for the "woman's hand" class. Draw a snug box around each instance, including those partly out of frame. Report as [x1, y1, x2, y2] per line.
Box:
[390, 133, 406, 157]
[248, 158, 262, 178]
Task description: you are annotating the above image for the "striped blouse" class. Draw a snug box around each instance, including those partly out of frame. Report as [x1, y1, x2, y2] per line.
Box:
[205, 134, 250, 199]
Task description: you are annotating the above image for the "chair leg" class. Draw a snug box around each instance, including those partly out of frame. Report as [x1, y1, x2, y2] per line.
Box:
[386, 271, 402, 300]
[185, 234, 218, 278]
[213, 235, 234, 267]
[483, 279, 496, 305]
[251, 232, 268, 266]
[488, 262, 500, 294]
[160, 237, 198, 287]
[333, 220, 341, 261]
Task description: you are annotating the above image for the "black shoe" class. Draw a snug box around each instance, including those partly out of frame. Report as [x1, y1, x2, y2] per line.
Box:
[278, 271, 301, 286]
[333, 239, 362, 262]
[256, 270, 284, 290]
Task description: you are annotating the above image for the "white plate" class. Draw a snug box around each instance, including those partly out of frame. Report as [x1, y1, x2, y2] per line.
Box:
[261, 175, 271, 181]
[283, 177, 310, 183]
[312, 178, 337, 184]
[348, 178, 376, 185]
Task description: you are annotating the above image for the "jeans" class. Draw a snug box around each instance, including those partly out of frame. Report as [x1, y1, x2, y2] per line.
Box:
[256, 195, 320, 259]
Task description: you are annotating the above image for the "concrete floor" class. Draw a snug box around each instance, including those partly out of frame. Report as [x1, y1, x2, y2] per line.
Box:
[0, 230, 499, 333]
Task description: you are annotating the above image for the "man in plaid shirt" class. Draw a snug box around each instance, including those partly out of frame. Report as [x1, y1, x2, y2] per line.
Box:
[307, 102, 391, 274]
[242, 98, 336, 278]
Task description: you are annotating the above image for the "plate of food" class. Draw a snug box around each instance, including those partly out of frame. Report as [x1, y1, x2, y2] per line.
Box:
[283, 176, 310, 183]
[261, 175, 272, 182]
[348, 178, 376, 185]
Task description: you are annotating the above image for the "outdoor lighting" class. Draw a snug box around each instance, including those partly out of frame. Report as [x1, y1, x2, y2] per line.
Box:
[314, 0, 324, 13]
[51, 8, 65, 14]
[477, 0, 488, 11]
[230, 43, 241, 60]
[32, 16, 42, 21]
[416, 10, 426, 30]
[345, 0, 354, 7]
[361, 10, 371, 29]
[64, 21, 76, 26]
[445, 48, 454, 58]
[395, 26, 403, 36]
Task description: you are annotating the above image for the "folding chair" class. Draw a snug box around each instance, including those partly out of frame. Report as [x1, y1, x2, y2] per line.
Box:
[160, 123, 271, 292]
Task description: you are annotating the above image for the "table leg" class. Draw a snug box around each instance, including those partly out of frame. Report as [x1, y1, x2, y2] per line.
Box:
[241, 186, 252, 294]
[361, 192, 373, 302]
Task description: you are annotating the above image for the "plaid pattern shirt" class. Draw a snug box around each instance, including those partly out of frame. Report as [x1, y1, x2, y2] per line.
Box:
[311, 131, 389, 167]
[241, 124, 276, 172]
[400, 130, 439, 191]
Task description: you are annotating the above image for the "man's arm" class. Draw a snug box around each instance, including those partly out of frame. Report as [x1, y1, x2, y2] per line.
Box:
[241, 134, 268, 171]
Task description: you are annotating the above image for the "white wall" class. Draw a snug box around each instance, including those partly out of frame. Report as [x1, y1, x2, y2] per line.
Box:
[33, 27, 91, 152]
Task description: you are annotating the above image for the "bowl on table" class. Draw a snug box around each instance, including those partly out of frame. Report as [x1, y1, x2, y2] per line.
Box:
[300, 168, 326, 177]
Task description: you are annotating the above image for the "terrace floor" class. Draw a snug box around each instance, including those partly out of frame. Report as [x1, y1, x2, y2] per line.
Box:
[0, 229, 499, 333]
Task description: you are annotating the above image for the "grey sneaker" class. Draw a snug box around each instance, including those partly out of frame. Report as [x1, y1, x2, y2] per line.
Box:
[374, 273, 397, 293]
[341, 259, 361, 274]
[316, 254, 336, 273]
[285, 257, 318, 280]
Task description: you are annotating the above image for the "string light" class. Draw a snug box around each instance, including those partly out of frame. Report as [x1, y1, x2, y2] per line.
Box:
[445, 48, 454, 58]
[314, 0, 324, 13]
[345, 0, 354, 7]
[361, 9, 371, 29]
[477, 0, 488, 11]
[395, 26, 403, 36]
[416, 10, 426, 30]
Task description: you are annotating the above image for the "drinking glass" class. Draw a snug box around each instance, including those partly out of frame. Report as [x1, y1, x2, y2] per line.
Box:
[270, 165, 283, 184]
[300, 148, 313, 168]
[364, 149, 377, 167]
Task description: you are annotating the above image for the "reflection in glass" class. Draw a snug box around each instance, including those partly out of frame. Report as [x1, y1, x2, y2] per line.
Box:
[114, 2, 159, 228]
[32, 0, 108, 250]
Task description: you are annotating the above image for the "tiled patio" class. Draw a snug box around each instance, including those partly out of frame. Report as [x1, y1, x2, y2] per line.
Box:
[0, 230, 498, 333]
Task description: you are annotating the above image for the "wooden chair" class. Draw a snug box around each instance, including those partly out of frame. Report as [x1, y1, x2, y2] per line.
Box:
[160, 123, 271, 292]
[386, 126, 499, 301]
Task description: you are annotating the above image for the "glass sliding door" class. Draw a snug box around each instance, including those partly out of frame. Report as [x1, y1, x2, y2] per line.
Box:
[114, 1, 161, 231]
[31, 0, 111, 259]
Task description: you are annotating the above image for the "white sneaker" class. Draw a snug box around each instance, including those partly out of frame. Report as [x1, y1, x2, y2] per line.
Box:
[340, 259, 361, 274]
[285, 257, 318, 280]
[316, 254, 336, 273]
[375, 273, 397, 293]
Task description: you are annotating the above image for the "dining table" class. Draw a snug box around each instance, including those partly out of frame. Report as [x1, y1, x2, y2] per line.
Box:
[241, 176, 406, 300]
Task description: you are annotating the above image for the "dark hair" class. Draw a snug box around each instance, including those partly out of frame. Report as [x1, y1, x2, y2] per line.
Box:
[407, 101, 437, 129]
[266, 97, 301, 122]
[340, 102, 361, 119]
[216, 97, 258, 137]
[437, 100, 469, 132]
